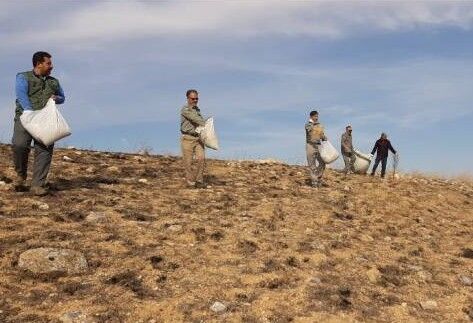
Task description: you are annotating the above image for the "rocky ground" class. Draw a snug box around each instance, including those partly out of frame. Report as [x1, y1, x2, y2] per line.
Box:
[0, 143, 472, 323]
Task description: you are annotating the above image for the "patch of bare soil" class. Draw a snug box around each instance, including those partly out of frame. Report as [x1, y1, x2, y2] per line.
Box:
[0, 143, 472, 322]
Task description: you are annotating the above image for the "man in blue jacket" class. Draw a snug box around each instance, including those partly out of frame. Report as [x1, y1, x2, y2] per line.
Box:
[370, 133, 396, 178]
[12, 51, 65, 196]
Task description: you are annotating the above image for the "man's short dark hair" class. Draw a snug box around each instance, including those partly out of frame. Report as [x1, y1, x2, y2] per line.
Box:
[186, 89, 198, 98]
[309, 110, 318, 117]
[32, 51, 51, 67]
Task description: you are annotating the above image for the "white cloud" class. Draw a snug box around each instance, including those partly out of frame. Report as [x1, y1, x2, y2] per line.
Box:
[2, 1, 473, 47]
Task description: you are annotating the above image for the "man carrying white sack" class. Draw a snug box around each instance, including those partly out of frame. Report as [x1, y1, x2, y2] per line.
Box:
[305, 110, 328, 188]
[180, 89, 207, 189]
[12, 51, 65, 196]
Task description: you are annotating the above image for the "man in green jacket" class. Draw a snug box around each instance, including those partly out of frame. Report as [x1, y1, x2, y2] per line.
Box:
[180, 89, 206, 188]
[305, 110, 328, 188]
[341, 125, 356, 175]
[12, 51, 66, 196]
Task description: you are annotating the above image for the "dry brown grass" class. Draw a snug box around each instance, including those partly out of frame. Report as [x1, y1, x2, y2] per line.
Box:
[0, 143, 472, 322]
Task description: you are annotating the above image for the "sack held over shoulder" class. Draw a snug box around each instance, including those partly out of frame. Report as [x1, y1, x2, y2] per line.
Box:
[20, 98, 71, 146]
[199, 117, 219, 150]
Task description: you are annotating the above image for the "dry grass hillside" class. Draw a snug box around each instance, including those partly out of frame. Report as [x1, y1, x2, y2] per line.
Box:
[0, 143, 472, 323]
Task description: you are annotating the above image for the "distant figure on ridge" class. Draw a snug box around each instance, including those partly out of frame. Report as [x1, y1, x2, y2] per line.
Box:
[341, 124, 356, 175]
[12, 51, 66, 196]
[305, 110, 328, 188]
[180, 89, 207, 189]
[370, 132, 397, 178]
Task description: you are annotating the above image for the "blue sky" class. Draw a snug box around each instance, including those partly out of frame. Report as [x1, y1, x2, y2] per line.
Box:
[1, 1, 473, 175]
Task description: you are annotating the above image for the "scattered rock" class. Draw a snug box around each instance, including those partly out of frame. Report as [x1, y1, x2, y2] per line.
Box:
[459, 275, 472, 286]
[417, 271, 433, 282]
[343, 185, 351, 192]
[360, 234, 374, 242]
[85, 211, 108, 223]
[255, 159, 284, 165]
[38, 203, 50, 211]
[366, 267, 382, 283]
[420, 300, 438, 310]
[0, 181, 8, 190]
[63, 156, 73, 162]
[210, 301, 227, 313]
[85, 167, 95, 173]
[308, 277, 322, 286]
[60, 311, 93, 323]
[18, 248, 88, 275]
[167, 224, 183, 233]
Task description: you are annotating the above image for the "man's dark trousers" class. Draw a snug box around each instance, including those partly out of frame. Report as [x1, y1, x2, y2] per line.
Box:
[12, 119, 54, 187]
[371, 156, 388, 178]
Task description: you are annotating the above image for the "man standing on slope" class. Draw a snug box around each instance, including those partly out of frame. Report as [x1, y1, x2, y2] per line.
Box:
[12, 51, 66, 196]
[305, 110, 328, 188]
[370, 132, 397, 178]
[180, 89, 207, 189]
[341, 125, 356, 175]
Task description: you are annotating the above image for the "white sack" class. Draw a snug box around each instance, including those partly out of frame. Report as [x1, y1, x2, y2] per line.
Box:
[199, 117, 219, 150]
[353, 149, 372, 174]
[319, 140, 339, 164]
[20, 98, 71, 146]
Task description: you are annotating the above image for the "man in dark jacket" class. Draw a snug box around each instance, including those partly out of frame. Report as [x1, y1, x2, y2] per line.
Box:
[370, 133, 396, 178]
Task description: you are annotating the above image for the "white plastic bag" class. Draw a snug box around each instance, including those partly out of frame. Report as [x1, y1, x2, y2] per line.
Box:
[199, 117, 219, 150]
[353, 149, 372, 174]
[20, 98, 71, 146]
[319, 140, 339, 164]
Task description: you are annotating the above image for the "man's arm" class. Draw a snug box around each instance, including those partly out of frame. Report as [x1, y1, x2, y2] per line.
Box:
[54, 84, 65, 104]
[305, 122, 313, 134]
[371, 141, 378, 155]
[388, 141, 396, 154]
[16, 74, 32, 111]
[182, 108, 205, 126]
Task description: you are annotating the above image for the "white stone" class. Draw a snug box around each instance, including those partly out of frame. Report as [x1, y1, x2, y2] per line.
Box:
[459, 275, 472, 286]
[138, 178, 148, 184]
[85, 212, 108, 223]
[167, 224, 182, 232]
[18, 248, 88, 274]
[210, 301, 227, 313]
[38, 203, 50, 210]
[63, 156, 73, 162]
[366, 267, 381, 283]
